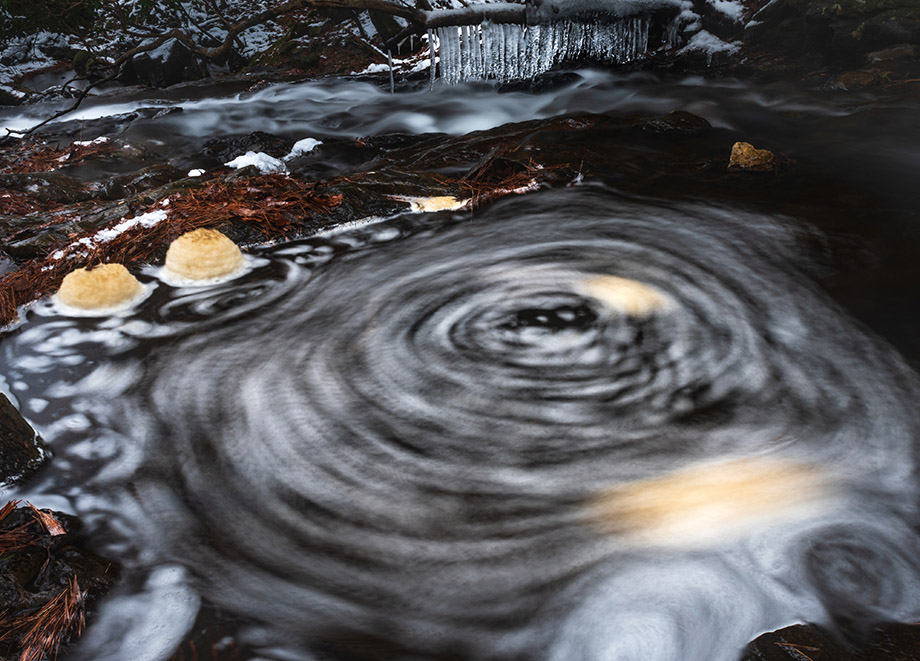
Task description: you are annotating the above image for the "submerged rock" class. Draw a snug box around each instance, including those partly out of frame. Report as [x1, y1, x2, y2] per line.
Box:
[0, 394, 44, 485]
[643, 110, 712, 135]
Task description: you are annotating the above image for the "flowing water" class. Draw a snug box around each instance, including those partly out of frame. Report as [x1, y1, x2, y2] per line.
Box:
[2, 71, 920, 660]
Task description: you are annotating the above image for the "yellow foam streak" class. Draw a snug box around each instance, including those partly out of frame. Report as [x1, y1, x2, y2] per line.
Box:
[579, 275, 672, 317]
[589, 458, 835, 549]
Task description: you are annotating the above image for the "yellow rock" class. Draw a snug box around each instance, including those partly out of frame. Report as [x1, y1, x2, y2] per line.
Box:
[728, 141, 778, 171]
[164, 228, 244, 281]
[579, 275, 672, 317]
[589, 458, 835, 549]
[56, 263, 143, 310]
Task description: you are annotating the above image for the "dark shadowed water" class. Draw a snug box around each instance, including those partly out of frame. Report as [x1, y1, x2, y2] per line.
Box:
[1, 71, 920, 660]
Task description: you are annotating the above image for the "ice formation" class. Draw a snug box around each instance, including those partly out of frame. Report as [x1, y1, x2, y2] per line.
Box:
[431, 17, 651, 84]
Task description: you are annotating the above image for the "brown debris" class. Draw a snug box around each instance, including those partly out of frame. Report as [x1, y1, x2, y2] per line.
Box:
[0, 174, 341, 327]
[0, 576, 86, 661]
[27, 505, 66, 537]
[0, 138, 120, 175]
[0, 501, 38, 557]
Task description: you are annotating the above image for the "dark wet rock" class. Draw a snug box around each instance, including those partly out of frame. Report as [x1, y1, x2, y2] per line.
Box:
[102, 163, 185, 200]
[0, 503, 120, 660]
[741, 622, 920, 660]
[643, 110, 712, 135]
[201, 131, 295, 163]
[834, 69, 884, 89]
[120, 38, 208, 88]
[0, 394, 45, 485]
[0, 84, 26, 107]
[0, 172, 94, 203]
[747, 0, 920, 69]
[867, 42, 920, 62]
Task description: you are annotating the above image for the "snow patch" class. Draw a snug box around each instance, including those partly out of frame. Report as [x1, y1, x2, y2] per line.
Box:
[187, 169, 206, 177]
[283, 138, 323, 161]
[708, 0, 744, 21]
[224, 151, 287, 174]
[678, 29, 741, 64]
[73, 136, 110, 147]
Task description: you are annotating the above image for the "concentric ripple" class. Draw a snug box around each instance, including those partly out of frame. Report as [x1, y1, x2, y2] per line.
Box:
[105, 188, 920, 660]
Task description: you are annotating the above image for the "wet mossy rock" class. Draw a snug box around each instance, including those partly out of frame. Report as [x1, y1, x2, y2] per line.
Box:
[0, 394, 45, 485]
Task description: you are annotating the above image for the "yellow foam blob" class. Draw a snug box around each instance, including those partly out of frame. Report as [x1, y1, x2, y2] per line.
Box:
[589, 458, 835, 549]
[579, 275, 672, 317]
[387, 195, 469, 212]
[164, 228, 244, 281]
[56, 263, 143, 310]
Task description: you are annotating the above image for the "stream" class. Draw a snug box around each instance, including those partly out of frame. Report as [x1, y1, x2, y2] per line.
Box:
[1, 69, 920, 660]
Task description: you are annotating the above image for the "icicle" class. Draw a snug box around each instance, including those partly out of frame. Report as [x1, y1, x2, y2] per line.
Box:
[428, 29, 437, 89]
[387, 49, 395, 94]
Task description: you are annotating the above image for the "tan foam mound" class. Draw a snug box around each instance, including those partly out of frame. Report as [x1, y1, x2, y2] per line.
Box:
[164, 228, 244, 281]
[589, 458, 835, 549]
[56, 263, 143, 310]
[579, 275, 673, 317]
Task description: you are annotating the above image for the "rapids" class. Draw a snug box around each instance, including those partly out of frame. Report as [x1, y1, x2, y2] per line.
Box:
[2, 71, 920, 660]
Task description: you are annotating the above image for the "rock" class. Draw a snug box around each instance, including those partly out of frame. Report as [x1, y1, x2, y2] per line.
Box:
[0, 394, 45, 485]
[0, 503, 119, 660]
[742, 622, 920, 660]
[0, 172, 94, 203]
[201, 131, 295, 163]
[746, 0, 920, 68]
[835, 69, 883, 89]
[121, 38, 207, 88]
[102, 163, 185, 200]
[643, 110, 712, 135]
[867, 42, 920, 62]
[728, 141, 779, 172]
[0, 84, 26, 107]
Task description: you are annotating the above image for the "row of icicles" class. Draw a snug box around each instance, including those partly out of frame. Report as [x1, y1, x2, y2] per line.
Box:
[426, 16, 659, 84]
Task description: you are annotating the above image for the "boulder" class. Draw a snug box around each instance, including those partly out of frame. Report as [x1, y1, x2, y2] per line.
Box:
[201, 131, 295, 163]
[0, 394, 45, 485]
[121, 38, 207, 88]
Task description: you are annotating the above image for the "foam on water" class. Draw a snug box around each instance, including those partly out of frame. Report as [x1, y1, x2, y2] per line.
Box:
[3, 187, 919, 660]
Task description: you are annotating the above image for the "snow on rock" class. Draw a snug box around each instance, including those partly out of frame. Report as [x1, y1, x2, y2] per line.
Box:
[92, 209, 169, 243]
[49, 209, 169, 262]
[678, 29, 740, 63]
[187, 169, 206, 177]
[224, 151, 287, 174]
[283, 138, 323, 161]
[73, 137, 111, 147]
[707, 0, 745, 22]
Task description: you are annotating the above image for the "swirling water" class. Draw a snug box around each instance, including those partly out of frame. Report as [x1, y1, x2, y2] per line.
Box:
[4, 186, 920, 660]
[3, 72, 920, 660]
